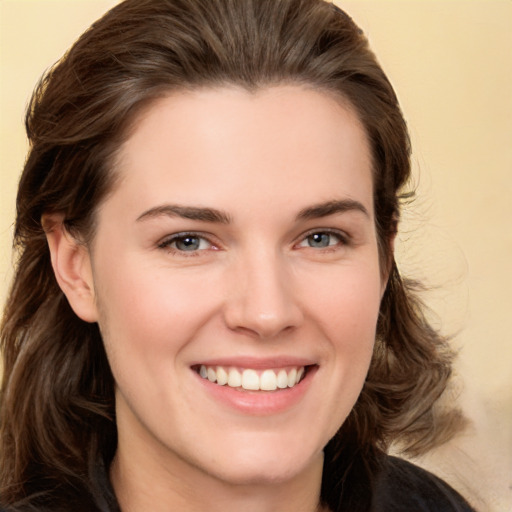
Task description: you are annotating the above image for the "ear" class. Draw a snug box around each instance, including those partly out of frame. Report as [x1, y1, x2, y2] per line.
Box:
[43, 214, 99, 323]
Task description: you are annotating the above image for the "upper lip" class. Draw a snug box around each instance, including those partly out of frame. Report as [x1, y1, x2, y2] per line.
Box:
[190, 356, 317, 369]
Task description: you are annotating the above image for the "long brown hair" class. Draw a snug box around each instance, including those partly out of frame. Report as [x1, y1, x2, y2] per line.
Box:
[1, 1, 463, 510]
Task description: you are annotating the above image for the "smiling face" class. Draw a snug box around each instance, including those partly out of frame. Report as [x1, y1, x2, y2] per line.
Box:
[81, 85, 385, 498]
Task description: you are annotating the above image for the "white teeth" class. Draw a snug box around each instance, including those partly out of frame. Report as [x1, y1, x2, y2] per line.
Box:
[287, 368, 297, 388]
[260, 369, 277, 391]
[198, 365, 306, 391]
[276, 369, 288, 389]
[228, 368, 242, 388]
[216, 366, 228, 385]
[242, 369, 259, 390]
[207, 367, 217, 382]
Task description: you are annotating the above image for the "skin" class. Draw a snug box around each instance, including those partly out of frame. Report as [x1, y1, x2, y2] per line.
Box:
[47, 85, 388, 512]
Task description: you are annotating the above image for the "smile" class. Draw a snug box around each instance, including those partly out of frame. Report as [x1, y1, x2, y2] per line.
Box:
[196, 365, 307, 391]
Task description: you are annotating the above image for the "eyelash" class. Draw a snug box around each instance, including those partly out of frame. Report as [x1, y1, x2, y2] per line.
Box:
[158, 232, 215, 256]
[157, 228, 350, 256]
[295, 229, 349, 251]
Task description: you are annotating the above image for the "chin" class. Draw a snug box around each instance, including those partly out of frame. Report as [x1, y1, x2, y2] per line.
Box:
[219, 464, 298, 486]
[199, 443, 324, 488]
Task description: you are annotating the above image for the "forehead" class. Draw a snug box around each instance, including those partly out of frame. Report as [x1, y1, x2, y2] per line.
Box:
[108, 85, 373, 218]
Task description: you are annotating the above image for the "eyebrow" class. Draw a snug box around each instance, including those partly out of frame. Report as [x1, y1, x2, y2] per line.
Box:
[296, 199, 369, 220]
[136, 205, 231, 224]
[136, 199, 369, 225]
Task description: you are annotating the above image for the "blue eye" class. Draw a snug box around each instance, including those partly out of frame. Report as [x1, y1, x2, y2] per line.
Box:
[308, 233, 333, 248]
[160, 233, 211, 253]
[174, 236, 202, 251]
[298, 231, 344, 249]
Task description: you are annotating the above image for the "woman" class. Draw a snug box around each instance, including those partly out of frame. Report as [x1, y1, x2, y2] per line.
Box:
[0, 1, 476, 511]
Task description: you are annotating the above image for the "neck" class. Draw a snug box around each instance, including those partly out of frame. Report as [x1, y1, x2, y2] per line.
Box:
[110, 443, 328, 512]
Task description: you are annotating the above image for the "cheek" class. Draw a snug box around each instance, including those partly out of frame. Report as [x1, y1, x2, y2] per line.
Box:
[308, 263, 383, 336]
[294, 264, 382, 440]
[308, 263, 382, 385]
[93, 260, 219, 375]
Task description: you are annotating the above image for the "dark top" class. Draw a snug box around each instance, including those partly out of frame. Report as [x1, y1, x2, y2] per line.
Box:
[371, 456, 475, 512]
[0, 455, 476, 511]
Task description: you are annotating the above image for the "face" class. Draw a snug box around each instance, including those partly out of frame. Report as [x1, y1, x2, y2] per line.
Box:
[86, 86, 385, 488]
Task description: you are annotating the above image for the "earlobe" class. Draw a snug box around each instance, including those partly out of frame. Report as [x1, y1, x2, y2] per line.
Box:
[43, 214, 99, 323]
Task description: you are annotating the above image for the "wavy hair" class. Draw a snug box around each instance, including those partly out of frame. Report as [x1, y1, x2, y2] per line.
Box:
[0, 0, 463, 510]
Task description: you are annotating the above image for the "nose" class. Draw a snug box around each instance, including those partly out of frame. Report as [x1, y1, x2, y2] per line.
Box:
[223, 249, 304, 339]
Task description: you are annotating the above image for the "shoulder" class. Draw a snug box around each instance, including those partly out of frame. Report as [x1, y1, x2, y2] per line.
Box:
[372, 455, 476, 512]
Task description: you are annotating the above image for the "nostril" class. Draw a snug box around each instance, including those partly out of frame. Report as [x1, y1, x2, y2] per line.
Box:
[223, 306, 304, 339]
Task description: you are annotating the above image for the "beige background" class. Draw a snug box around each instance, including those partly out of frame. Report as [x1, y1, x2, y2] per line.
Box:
[1, 1, 511, 510]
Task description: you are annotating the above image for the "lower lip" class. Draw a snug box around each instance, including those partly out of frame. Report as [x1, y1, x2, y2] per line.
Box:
[194, 366, 317, 415]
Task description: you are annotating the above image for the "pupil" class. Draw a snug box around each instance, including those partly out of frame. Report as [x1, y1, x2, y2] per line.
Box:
[177, 237, 199, 251]
[310, 233, 329, 247]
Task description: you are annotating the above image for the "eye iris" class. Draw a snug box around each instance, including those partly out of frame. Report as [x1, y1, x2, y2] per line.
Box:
[176, 236, 200, 251]
[308, 233, 331, 248]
